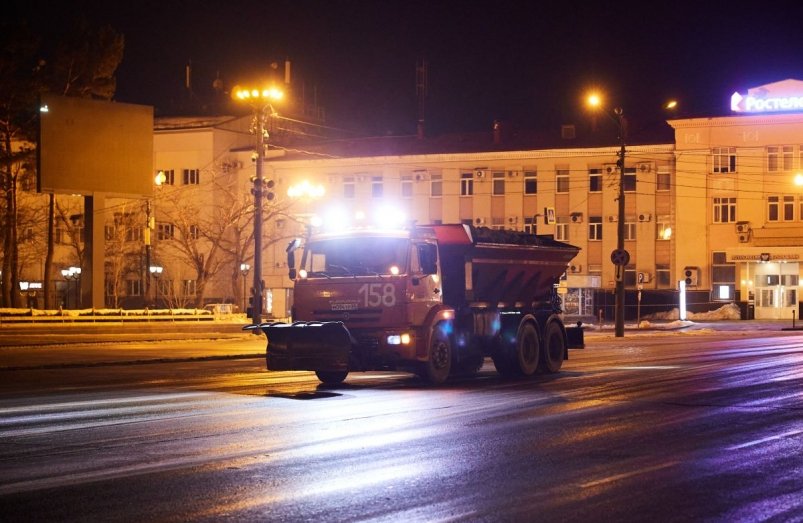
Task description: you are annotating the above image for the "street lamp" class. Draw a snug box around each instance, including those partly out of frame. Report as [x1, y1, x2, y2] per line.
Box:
[61, 266, 81, 308]
[587, 92, 627, 337]
[232, 84, 284, 327]
[149, 265, 163, 308]
[239, 263, 251, 314]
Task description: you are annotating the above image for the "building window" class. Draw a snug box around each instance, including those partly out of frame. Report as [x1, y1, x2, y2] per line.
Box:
[523, 170, 537, 194]
[430, 174, 442, 197]
[55, 226, 67, 244]
[656, 215, 672, 240]
[784, 195, 795, 221]
[656, 264, 671, 288]
[768, 145, 794, 172]
[712, 147, 737, 173]
[713, 197, 736, 223]
[401, 175, 413, 198]
[624, 265, 637, 287]
[588, 216, 602, 240]
[556, 168, 570, 193]
[492, 172, 505, 195]
[461, 172, 474, 196]
[343, 176, 355, 199]
[157, 222, 175, 241]
[126, 226, 143, 243]
[656, 168, 671, 191]
[624, 221, 636, 241]
[183, 169, 200, 185]
[588, 264, 602, 276]
[183, 279, 197, 296]
[768, 196, 779, 221]
[491, 217, 505, 230]
[555, 218, 568, 241]
[126, 279, 142, 296]
[371, 176, 384, 198]
[623, 167, 636, 192]
[188, 224, 200, 240]
[589, 168, 602, 192]
[524, 216, 536, 234]
[712, 251, 735, 301]
[157, 169, 175, 185]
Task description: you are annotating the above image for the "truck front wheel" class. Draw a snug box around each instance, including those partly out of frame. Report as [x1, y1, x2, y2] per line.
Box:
[315, 370, 349, 385]
[540, 319, 565, 373]
[423, 327, 452, 385]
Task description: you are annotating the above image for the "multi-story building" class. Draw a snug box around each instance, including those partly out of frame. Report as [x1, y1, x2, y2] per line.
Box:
[14, 79, 803, 321]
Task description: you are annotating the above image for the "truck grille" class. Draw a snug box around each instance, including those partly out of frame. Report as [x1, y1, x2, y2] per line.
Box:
[310, 308, 382, 324]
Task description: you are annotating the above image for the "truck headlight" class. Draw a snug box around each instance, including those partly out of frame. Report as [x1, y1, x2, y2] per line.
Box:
[387, 333, 412, 345]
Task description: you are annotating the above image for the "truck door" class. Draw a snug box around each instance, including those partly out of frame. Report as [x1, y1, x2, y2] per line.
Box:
[408, 242, 442, 324]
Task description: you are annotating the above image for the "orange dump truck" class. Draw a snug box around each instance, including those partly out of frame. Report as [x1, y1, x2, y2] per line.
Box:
[248, 224, 583, 385]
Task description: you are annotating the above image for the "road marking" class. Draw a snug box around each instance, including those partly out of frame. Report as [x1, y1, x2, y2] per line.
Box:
[728, 428, 803, 450]
[580, 460, 680, 488]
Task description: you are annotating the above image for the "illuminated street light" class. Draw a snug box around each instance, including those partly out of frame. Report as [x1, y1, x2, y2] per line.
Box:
[794, 172, 803, 187]
[233, 83, 284, 327]
[586, 92, 627, 337]
[149, 265, 163, 308]
[240, 263, 251, 315]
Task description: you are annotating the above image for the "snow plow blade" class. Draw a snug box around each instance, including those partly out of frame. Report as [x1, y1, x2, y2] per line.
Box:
[245, 321, 352, 372]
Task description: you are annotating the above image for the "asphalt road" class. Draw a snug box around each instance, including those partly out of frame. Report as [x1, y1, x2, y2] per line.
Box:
[1, 328, 802, 521]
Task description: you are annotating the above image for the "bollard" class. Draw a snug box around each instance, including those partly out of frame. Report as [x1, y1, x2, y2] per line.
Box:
[598, 308, 604, 330]
[793, 310, 796, 329]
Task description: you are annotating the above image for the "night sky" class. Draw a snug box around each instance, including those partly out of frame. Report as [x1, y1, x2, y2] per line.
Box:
[11, 0, 803, 136]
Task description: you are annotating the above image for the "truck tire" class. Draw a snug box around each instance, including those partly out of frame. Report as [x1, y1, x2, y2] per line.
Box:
[423, 327, 452, 385]
[515, 322, 540, 376]
[540, 319, 565, 373]
[492, 322, 539, 377]
[315, 370, 349, 385]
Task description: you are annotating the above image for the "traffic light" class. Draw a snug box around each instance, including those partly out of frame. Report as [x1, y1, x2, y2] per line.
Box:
[265, 179, 275, 201]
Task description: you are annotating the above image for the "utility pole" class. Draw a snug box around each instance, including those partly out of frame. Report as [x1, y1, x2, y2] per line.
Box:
[614, 108, 626, 337]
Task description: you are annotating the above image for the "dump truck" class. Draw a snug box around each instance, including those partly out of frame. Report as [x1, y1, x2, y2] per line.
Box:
[247, 224, 584, 385]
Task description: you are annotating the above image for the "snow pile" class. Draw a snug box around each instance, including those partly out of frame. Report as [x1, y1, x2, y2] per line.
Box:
[643, 303, 741, 321]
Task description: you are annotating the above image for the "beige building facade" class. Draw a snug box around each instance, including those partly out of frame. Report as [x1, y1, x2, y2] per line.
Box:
[17, 80, 803, 320]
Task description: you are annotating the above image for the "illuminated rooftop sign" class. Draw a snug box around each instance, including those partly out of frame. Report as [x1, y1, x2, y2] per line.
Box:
[731, 79, 803, 114]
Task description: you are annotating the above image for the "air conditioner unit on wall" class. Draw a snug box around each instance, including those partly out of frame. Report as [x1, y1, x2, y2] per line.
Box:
[638, 213, 652, 222]
[638, 163, 651, 172]
[570, 264, 582, 273]
[683, 266, 700, 287]
[570, 212, 583, 223]
[736, 221, 751, 233]
[637, 272, 652, 283]
[475, 217, 486, 225]
[475, 170, 485, 178]
[608, 215, 618, 222]
[738, 233, 750, 243]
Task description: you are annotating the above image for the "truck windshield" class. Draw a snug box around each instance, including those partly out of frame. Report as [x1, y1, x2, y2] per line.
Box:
[304, 237, 409, 276]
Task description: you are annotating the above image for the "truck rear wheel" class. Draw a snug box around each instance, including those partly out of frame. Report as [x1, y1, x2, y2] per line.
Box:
[423, 327, 452, 385]
[315, 370, 349, 385]
[492, 322, 539, 377]
[540, 319, 565, 373]
[515, 322, 540, 376]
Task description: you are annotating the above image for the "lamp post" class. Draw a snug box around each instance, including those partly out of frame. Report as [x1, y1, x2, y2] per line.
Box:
[239, 263, 251, 314]
[149, 265, 163, 308]
[233, 85, 284, 327]
[587, 93, 627, 337]
[61, 266, 81, 308]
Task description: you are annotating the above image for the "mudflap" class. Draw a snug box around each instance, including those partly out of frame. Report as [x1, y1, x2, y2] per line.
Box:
[565, 324, 585, 349]
[246, 321, 353, 371]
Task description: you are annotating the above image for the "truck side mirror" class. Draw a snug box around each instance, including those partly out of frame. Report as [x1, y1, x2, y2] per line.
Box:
[286, 238, 301, 280]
